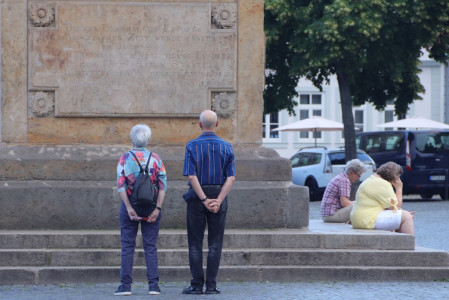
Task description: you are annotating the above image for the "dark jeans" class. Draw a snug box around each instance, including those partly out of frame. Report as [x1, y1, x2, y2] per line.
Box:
[187, 195, 228, 289]
[119, 202, 161, 288]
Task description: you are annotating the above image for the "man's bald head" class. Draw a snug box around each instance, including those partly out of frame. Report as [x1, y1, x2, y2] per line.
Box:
[199, 110, 218, 131]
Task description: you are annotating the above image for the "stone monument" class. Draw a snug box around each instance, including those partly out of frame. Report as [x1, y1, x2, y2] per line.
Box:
[0, 0, 308, 229]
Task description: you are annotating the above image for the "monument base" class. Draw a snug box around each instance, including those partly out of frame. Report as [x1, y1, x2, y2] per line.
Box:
[0, 145, 308, 229]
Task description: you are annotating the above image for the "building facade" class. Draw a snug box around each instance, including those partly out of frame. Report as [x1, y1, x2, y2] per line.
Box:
[263, 53, 449, 158]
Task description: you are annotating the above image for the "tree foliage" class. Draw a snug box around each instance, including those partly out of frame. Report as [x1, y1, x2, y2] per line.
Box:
[265, 0, 449, 160]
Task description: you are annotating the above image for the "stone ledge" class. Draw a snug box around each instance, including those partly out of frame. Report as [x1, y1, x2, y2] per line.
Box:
[0, 144, 291, 181]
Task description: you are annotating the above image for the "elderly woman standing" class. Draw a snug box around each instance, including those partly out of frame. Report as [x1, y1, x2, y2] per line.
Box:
[114, 124, 167, 296]
[350, 162, 414, 235]
[321, 159, 366, 223]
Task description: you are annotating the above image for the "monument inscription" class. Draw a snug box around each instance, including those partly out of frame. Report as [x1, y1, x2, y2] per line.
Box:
[28, 2, 237, 117]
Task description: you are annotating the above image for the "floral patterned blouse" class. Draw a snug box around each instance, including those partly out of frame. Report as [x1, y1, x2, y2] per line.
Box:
[117, 148, 167, 197]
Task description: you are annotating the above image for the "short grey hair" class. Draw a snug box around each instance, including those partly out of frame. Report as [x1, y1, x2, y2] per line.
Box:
[200, 110, 217, 129]
[130, 124, 152, 148]
[345, 158, 366, 175]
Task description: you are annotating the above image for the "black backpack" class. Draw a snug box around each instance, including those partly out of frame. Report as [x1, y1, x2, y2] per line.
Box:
[128, 151, 157, 207]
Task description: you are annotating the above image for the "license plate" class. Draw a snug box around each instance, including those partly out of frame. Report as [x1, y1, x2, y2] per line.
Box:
[429, 175, 445, 181]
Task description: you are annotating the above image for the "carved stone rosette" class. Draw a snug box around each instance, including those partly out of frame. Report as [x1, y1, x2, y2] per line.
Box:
[29, 91, 55, 117]
[212, 92, 236, 118]
[211, 3, 237, 29]
[29, 2, 56, 27]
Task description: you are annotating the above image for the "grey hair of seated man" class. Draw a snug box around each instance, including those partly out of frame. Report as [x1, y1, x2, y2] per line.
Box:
[130, 124, 152, 148]
[345, 158, 366, 175]
[200, 110, 218, 130]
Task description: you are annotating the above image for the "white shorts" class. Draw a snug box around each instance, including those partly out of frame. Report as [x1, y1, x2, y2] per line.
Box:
[374, 210, 402, 231]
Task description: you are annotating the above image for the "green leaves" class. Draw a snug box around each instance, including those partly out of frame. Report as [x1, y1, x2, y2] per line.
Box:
[264, 0, 449, 116]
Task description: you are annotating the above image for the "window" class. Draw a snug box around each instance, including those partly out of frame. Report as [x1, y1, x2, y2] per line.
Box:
[327, 152, 372, 165]
[354, 110, 364, 132]
[385, 135, 402, 151]
[299, 110, 309, 138]
[328, 152, 346, 165]
[298, 94, 322, 140]
[384, 110, 394, 131]
[360, 133, 403, 153]
[312, 95, 321, 105]
[300, 94, 310, 105]
[384, 100, 395, 131]
[262, 112, 280, 139]
[415, 132, 449, 153]
[385, 111, 394, 122]
[290, 152, 322, 167]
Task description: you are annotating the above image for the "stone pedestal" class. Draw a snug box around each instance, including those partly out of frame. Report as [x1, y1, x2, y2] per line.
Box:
[0, 145, 308, 229]
[1, 0, 309, 229]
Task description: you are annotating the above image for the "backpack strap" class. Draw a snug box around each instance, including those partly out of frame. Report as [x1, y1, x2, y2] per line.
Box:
[144, 152, 152, 175]
[129, 151, 152, 175]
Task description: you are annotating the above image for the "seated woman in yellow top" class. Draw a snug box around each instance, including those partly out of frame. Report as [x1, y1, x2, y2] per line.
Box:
[350, 162, 414, 235]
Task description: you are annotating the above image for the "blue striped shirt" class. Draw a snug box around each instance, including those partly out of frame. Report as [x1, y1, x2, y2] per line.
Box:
[183, 132, 235, 185]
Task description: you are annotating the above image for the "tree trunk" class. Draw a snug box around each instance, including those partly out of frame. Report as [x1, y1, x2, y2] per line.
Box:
[336, 70, 357, 161]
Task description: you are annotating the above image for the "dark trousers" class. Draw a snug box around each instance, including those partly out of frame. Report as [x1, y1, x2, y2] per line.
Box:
[119, 202, 161, 288]
[186, 196, 228, 289]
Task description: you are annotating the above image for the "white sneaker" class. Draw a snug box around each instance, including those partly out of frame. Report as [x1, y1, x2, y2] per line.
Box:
[149, 285, 161, 295]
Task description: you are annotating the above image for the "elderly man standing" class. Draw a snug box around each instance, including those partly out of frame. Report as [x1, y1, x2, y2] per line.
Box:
[182, 110, 236, 295]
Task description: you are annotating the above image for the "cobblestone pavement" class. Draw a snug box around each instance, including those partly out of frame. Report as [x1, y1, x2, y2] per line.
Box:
[2, 197, 449, 300]
[2, 281, 449, 300]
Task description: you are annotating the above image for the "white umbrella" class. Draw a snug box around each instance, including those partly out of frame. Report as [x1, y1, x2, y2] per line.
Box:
[271, 116, 344, 146]
[377, 116, 449, 130]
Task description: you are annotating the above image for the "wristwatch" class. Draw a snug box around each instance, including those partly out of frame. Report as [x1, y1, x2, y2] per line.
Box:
[156, 206, 162, 211]
[201, 197, 208, 202]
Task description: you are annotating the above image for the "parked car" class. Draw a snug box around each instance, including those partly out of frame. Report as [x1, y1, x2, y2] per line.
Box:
[356, 130, 449, 200]
[290, 147, 377, 201]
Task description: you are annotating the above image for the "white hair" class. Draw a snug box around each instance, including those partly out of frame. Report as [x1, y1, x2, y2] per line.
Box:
[200, 110, 217, 129]
[130, 124, 152, 148]
[345, 158, 366, 174]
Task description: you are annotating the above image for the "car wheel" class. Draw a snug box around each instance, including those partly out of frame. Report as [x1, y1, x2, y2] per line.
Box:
[305, 178, 320, 202]
[419, 192, 434, 199]
[440, 192, 448, 200]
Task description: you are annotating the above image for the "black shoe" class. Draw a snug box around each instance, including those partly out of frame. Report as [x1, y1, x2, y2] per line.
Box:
[114, 285, 132, 296]
[205, 287, 221, 294]
[182, 286, 203, 294]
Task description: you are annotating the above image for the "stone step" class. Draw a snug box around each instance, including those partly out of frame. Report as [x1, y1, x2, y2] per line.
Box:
[0, 247, 447, 267]
[0, 226, 415, 250]
[0, 226, 447, 285]
[3, 265, 449, 285]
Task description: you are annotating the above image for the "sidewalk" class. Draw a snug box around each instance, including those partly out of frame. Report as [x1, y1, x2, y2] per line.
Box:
[1, 281, 449, 300]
